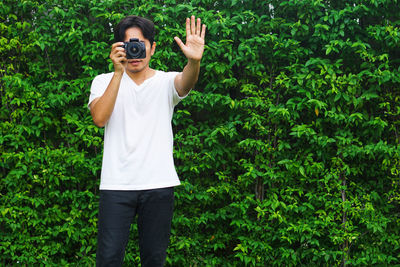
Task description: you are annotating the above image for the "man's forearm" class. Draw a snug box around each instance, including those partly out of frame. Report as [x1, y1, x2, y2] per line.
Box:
[176, 59, 200, 97]
[90, 72, 123, 127]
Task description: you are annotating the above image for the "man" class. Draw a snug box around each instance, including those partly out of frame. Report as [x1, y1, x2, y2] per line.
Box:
[88, 15, 206, 266]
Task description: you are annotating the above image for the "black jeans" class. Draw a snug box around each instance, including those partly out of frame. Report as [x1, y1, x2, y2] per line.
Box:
[96, 187, 174, 267]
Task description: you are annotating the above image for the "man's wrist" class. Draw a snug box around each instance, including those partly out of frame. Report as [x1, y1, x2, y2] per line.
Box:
[187, 58, 201, 66]
[113, 70, 124, 78]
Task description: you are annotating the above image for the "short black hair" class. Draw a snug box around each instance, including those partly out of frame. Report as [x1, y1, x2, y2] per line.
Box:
[114, 15, 155, 45]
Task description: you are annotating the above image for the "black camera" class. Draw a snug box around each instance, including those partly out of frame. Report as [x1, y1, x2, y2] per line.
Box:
[122, 38, 146, 59]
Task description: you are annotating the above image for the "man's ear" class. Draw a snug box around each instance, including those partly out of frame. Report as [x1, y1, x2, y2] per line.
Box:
[150, 42, 156, 56]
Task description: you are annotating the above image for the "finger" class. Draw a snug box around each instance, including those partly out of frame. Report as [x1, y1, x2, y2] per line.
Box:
[186, 17, 190, 39]
[117, 56, 127, 64]
[111, 46, 125, 57]
[111, 51, 126, 60]
[174, 36, 186, 51]
[112, 42, 124, 49]
[112, 47, 125, 54]
[196, 18, 201, 35]
[191, 15, 195, 36]
[201, 24, 206, 39]
[112, 50, 126, 57]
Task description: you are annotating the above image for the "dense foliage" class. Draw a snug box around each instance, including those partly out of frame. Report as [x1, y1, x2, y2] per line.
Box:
[1, 0, 400, 266]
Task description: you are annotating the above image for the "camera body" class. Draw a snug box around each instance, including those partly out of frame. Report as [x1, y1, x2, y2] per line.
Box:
[122, 38, 146, 59]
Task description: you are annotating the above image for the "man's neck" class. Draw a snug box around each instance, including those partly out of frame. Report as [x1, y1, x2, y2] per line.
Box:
[125, 67, 156, 86]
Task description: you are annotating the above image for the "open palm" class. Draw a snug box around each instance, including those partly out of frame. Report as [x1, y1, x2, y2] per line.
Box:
[174, 16, 206, 62]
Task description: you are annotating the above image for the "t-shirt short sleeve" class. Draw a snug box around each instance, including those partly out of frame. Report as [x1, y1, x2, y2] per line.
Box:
[88, 73, 111, 109]
[168, 71, 190, 107]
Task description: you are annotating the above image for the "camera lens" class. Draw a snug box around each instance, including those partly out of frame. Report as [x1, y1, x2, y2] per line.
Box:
[129, 43, 140, 56]
[125, 40, 145, 59]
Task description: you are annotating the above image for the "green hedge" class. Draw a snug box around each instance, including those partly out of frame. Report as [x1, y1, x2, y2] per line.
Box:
[1, 0, 400, 266]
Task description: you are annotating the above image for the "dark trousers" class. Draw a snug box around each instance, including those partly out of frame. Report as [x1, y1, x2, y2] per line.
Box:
[96, 187, 174, 267]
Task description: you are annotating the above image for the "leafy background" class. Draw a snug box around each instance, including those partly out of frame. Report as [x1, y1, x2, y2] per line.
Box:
[1, 0, 400, 266]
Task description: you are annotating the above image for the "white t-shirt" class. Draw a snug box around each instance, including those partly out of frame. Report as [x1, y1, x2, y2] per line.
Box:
[88, 70, 186, 190]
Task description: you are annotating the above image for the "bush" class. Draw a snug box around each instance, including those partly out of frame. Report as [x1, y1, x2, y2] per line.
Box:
[1, 0, 400, 266]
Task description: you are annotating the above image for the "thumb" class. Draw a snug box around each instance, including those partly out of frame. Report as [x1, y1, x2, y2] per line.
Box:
[174, 36, 186, 51]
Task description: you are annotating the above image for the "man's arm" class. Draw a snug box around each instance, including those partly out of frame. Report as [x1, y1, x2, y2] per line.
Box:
[90, 42, 127, 127]
[174, 16, 206, 96]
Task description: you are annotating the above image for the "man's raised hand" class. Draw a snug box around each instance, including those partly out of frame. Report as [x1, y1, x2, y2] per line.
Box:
[174, 16, 206, 62]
